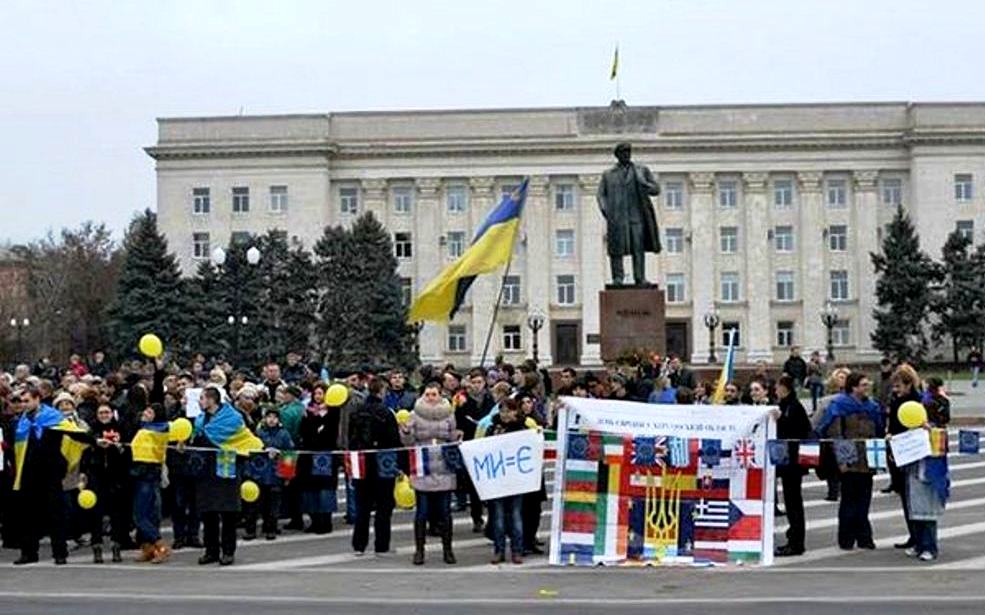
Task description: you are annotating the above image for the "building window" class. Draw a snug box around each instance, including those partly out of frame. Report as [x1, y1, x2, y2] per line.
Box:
[502, 325, 522, 351]
[446, 231, 465, 259]
[720, 271, 740, 303]
[555, 229, 575, 257]
[502, 275, 521, 305]
[830, 270, 849, 301]
[956, 220, 974, 242]
[773, 179, 793, 209]
[832, 320, 851, 347]
[664, 181, 684, 210]
[665, 273, 686, 303]
[665, 228, 684, 253]
[774, 225, 794, 253]
[400, 277, 413, 308]
[232, 187, 250, 213]
[776, 271, 795, 302]
[717, 179, 738, 208]
[555, 184, 575, 211]
[269, 185, 287, 214]
[192, 232, 210, 259]
[393, 186, 413, 214]
[556, 275, 576, 305]
[826, 178, 847, 208]
[394, 232, 413, 260]
[722, 322, 741, 347]
[192, 187, 211, 215]
[339, 187, 359, 215]
[955, 174, 974, 202]
[776, 321, 794, 347]
[231, 231, 251, 246]
[446, 184, 467, 213]
[881, 178, 902, 206]
[447, 325, 467, 352]
[719, 226, 738, 254]
[829, 225, 848, 252]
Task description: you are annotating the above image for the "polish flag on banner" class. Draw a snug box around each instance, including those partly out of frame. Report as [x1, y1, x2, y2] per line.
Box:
[344, 451, 366, 480]
[409, 446, 431, 478]
[798, 442, 820, 467]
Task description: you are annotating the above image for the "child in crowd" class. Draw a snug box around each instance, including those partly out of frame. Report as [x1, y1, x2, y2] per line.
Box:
[486, 397, 525, 564]
[249, 408, 294, 540]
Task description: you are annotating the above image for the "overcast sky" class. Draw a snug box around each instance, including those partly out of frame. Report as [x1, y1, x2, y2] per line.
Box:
[2, 0, 984, 244]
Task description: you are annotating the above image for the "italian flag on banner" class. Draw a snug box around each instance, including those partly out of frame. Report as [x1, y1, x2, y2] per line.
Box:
[344, 451, 366, 479]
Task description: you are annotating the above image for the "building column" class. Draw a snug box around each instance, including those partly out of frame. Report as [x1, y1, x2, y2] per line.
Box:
[689, 172, 716, 365]
[854, 170, 880, 360]
[798, 171, 826, 356]
[578, 174, 604, 366]
[524, 176, 553, 365]
[743, 172, 773, 363]
[469, 177, 498, 366]
[413, 177, 443, 364]
[361, 179, 387, 226]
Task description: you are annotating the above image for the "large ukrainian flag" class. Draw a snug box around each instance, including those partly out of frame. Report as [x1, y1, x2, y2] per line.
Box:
[13, 405, 90, 491]
[408, 178, 529, 322]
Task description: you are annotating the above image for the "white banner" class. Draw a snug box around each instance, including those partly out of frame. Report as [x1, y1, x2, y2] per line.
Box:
[890, 429, 932, 467]
[460, 430, 544, 501]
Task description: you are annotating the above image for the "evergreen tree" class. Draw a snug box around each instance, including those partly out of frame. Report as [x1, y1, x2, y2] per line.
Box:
[930, 231, 985, 363]
[314, 213, 414, 371]
[870, 206, 939, 364]
[254, 230, 317, 363]
[106, 210, 186, 360]
[180, 260, 227, 361]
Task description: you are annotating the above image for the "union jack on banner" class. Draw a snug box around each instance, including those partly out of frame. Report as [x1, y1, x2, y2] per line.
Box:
[733, 438, 756, 468]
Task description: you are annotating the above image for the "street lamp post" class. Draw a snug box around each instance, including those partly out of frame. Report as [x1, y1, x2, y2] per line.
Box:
[9, 317, 29, 365]
[410, 321, 424, 363]
[212, 245, 261, 367]
[820, 300, 839, 362]
[526, 309, 545, 365]
[703, 304, 720, 364]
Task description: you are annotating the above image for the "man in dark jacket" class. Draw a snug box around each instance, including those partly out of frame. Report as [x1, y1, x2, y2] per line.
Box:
[782, 347, 808, 389]
[774, 375, 812, 557]
[282, 352, 308, 384]
[348, 377, 402, 555]
[454, 368, 494, 531]
[383, 369, 417, 411]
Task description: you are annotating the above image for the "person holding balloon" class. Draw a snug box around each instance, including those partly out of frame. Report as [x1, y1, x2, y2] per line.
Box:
[129, 402, 175, 564]
[886, 364, 923, 550]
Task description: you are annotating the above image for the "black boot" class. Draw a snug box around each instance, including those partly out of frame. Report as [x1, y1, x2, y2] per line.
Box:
[441, 521, 456, 565]
[111, 543, 122, 563]
[413, 520, 426, 566]
[92, 545, 103, 564]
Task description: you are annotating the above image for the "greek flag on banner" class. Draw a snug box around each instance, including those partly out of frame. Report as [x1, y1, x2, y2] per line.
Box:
[668, 436, 690, 467]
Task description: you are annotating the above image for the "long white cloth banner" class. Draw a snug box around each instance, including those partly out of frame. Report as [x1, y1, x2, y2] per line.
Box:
[460, 430, 544, 501]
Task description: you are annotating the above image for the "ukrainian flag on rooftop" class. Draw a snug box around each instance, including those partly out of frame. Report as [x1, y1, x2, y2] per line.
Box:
[409, 178, 529, 322]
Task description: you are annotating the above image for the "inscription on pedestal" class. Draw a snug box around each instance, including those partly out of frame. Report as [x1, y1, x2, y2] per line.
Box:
[599, 286, 667, 362]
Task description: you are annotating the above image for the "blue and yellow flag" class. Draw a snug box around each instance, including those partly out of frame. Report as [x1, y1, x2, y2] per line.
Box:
[408, 178, 528, 322]
[13, 405, 89, 491]
[711, 328, 737, 405]
[131, 422, 171, 464]
[194, 403, 263, 456]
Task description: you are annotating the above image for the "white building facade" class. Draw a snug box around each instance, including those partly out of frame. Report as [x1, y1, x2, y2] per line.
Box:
[147, 102, 985, 367]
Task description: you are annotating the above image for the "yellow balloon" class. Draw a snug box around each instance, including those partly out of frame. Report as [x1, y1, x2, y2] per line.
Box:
[899, 401, 928, 429]
[241, 480, 260, 503]
[169, 418, 193, 442]
[395, 409, 412, 425]
[394, 476, 416, 509]
[524, 417, 539, 430]
[138, 333, 163, 358]
[78, 489, 97, 510]
[325, 383, 349, 407]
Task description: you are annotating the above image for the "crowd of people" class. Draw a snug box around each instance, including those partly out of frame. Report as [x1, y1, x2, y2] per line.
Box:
[0, 346, 953, 567]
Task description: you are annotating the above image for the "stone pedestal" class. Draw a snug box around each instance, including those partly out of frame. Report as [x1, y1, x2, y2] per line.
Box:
[600, 286, 667, 362]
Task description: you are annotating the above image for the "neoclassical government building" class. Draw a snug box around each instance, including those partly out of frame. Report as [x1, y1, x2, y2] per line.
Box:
[147, 102, 985, 367]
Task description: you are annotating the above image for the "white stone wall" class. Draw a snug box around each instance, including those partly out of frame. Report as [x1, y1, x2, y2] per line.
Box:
[149, 103, 985, 366]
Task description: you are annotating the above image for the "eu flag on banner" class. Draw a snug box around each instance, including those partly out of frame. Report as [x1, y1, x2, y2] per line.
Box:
[767, 440, 789, 466]
[834, 440, 858, 465]
[959, 430, 980, 455]
[246, 454, 274, 485]
[185, 450, 208, 478]
[632, 436, 659, 467]
[311, 453, 333, 476]
[441, 444, 464, 472]
[215, 449, 237, 479]
[700, 439, 721, 467]
[668, 436, 690, 468]
[377, 450, 400, 478]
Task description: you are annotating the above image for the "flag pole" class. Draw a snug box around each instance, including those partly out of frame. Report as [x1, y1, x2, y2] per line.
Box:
[478, 253, 513, 369]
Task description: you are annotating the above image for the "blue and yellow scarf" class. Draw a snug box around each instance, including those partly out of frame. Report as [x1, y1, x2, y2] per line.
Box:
[194, 404, 262, 456]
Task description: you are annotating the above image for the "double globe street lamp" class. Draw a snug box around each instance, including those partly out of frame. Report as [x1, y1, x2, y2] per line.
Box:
[703, 303, 720, 364]
[211, 245, 261, 365]
[526, 308, 545, 365]
[9, 317, 29, 364]
[820, 300, 840, 362]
